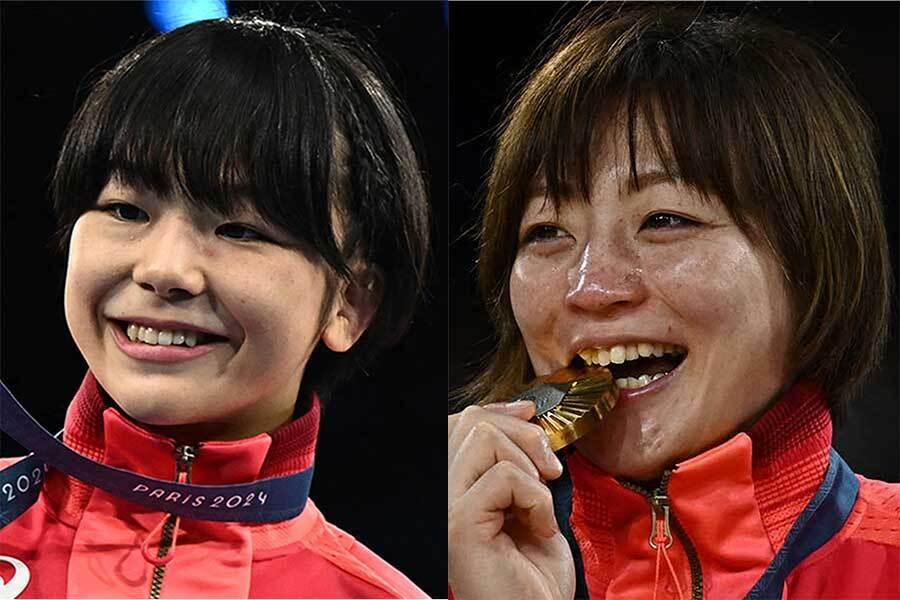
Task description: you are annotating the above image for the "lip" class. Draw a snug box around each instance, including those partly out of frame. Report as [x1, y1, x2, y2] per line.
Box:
[112, 316, 228, 339]
[109, 320, 221, 363]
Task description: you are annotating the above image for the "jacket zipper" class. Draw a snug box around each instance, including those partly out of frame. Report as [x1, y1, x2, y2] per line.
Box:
[149, 444, 198, 600]
[619, 470, 704, 600]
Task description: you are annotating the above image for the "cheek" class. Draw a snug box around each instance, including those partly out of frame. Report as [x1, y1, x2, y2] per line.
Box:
[509, 255, 568, 361]
[64, 220, 127, 327]
[651, 242, 755, 321]
[650, 240, 791, 361]
[228, 259, 329, 348]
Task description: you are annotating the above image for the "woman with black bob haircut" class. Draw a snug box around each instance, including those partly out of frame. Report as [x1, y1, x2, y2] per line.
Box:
[449, 5, 897, 600]
[0, 14, 429, 599]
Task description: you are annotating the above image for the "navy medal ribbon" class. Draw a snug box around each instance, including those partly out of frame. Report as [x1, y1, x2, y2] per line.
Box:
[0, 380, 313, 526]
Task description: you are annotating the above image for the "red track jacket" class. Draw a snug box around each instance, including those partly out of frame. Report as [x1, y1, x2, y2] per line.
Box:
[0, 371, 428, 598]
[564, 379, 900, 598]
[449, 380, 899, 599]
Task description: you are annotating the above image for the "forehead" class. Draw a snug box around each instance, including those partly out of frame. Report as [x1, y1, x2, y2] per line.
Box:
[522, 115, 684, 215]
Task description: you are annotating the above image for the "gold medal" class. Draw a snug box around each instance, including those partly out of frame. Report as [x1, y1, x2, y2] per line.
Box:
[511, 367, 618, 451]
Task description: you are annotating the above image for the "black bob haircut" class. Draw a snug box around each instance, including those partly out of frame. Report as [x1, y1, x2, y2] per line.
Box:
[50, 15, 429, 399]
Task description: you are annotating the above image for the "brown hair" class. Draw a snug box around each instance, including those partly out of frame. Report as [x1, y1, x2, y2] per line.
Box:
[462, 5, 891, 422]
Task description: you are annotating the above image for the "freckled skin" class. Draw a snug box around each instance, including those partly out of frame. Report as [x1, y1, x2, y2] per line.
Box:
[509, 126, 793, 482]
[64, 180, 354, 442]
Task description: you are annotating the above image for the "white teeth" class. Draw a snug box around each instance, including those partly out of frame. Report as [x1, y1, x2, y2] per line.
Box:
[613, 371, 671, 390]
[126, 322, 202, 348]
[577, 342, 685, 366]
[597, 348, 611, 366]
[577, 341, 684, 390]
[610, 345, 626, 364]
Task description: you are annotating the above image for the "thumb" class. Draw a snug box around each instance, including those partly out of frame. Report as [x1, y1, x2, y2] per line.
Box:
[482, 400, 536, 420]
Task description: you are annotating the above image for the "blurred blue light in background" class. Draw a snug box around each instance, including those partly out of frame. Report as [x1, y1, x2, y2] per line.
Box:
[145, 0, 228, 33]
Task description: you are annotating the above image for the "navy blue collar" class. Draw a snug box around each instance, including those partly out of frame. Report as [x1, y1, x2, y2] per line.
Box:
[744, 448, 858, 598]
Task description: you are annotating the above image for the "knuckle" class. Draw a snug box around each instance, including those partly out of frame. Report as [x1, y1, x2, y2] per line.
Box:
[493, 460, 519, 481]
[459, 405, 484, 424]
[522, 422, 549, 451]
[470, 419, 499, 439]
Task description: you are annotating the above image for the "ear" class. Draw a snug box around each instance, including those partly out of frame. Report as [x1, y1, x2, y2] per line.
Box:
[321, 267, 383, 353]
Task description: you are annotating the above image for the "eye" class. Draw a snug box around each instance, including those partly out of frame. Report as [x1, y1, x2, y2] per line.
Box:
[101, 202, 148, 222]
[520, 224, 571, 245]
[216, 223, 269, 242]
[640, 212, 698, 230]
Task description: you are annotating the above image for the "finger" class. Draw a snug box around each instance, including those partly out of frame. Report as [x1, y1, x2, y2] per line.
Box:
[456, 460, 559, 540]
[448, 420, 539, 499]
[448, 405, 562, 480]
[483, 400, 536, 418]
[448, 399, 533, 441]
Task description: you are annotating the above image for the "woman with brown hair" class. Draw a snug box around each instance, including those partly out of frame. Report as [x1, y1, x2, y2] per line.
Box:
[448, 5, 898, 599]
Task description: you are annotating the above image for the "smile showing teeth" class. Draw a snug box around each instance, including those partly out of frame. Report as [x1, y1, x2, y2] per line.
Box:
[126, 323, 199, 347]
[577, 342, 686, 391]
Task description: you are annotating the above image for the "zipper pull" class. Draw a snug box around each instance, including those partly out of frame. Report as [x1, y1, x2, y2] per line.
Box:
[174, 444, 197, 478]
[649, 492, 673, 550]
[618, 471, 691, 599]
[648, 490, 685, 600]
[140, 444, 198, 567]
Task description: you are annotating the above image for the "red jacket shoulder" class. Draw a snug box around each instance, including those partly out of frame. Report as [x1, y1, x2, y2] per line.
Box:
[854, 475, 900, 547]
[785, 475, 900, 598]
[251, 518, 429, 599]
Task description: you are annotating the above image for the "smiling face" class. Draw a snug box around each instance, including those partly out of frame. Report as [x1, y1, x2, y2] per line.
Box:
[64, 179, 371, 442]
[508, 123, 794, 483]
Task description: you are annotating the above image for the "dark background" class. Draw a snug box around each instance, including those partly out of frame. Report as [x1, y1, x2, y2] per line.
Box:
[0, 1, 445, 596]
[450, 2, 899, 483]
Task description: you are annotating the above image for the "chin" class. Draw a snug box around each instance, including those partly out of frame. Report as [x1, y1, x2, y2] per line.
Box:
[110, 394, 201, 427]
[574, 426, 678, 484]
[118, 404, 185, 426]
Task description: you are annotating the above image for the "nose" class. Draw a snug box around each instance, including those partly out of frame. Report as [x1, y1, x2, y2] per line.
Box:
[132, 216, 206, 300]
[565, 241, 647, 315]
